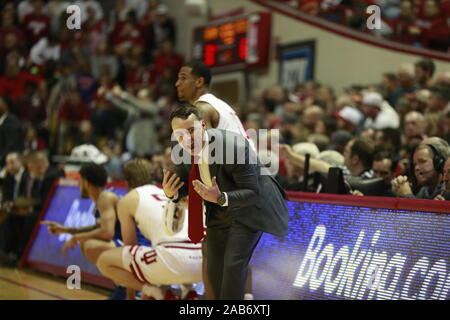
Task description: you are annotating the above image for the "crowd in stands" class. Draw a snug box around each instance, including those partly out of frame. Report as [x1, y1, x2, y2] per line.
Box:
[278, 0, 450, 52]
[1, 0, 450, 265]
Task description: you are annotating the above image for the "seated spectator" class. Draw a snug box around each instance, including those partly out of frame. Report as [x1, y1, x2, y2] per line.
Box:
[0, 96, 24, 167]
[391, 142, 450, 198]
[414, 59, 435, 89]
[152, 4, 176, 50]
[397, 64, 418, 96]
[152, 39, 183, 81]
[402, 111, 427, 145]
[13, 81, 47, 127]
[0, 59, 44, 102]
[426, 84, 450, 136]
[374, 127, 402, 153]
[317, 150, 344, 167]
[392, 0, 421, 45]
[328, 129, 353, 154]
[371, 151, 398, 197]
[24, 124, 46, 152]
[29, 33, 61, 66]
[335, 105, 364, 134]
[57, 90, 91, 153]
[436, 156, 450, 200]
[90, 40, 119, 81]
[0, 151, 29, 266]
[0, 10, 26, 58]
[417, 0, 450, 52]
[74, 0, 104, 25]
[379, 73, 403, 108]
[361, 91, 400, 130]
[22, 0, 51, 48]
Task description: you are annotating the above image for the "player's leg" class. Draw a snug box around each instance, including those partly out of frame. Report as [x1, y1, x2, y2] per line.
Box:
[97, 247, 145, 291]
[79, 238, 115, 264]
[97, 246, 164, 299]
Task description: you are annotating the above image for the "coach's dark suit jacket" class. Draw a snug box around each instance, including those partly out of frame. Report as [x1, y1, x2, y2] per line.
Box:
[173, 128, 288, 236]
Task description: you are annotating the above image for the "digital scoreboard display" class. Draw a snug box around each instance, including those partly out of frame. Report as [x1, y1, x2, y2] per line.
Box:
[192, 12, 271, 70]
[251, 197, 450, 300]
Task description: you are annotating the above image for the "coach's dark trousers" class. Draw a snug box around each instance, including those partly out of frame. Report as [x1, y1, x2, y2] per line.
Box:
[206, 215, 262, 300]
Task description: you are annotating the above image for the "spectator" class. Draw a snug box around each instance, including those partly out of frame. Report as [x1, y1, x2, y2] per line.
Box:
[372, 151, 397, 196]
[414, 59, 435, 89]
[72, 120, 100, 148]
[397, 64, 418, 96]
[328, 129, 353, 154]
[74, 0, 104, 25]
[392, 0, 420, 45]
[402, 111, 427, 145]
[374, 127, 402, 152]
[426, 84, 450, 136]
[152, 39, 183, 81]
[0, 10, 25, 58]
[335, 106, 364, 134]
[13, 81, 47, 127]
[105, 86, 161, 157]
[29, 33, 61, 66]
[417, 0, 450, 52]
[57, 90, 91, 153]
[24, 124, 47, 152]
[380, 73, 403, 108]
[90, 40, 119, 81]
[317, 150, 345, 167]
[22, 0, 51, 49]
[0, 151, 29, 266]
[392, 142, 450, 198]
[45, 0, 71, 33]
[152, 4, 176, 50]
[437, 156, 450, 199]
[0, 59, 44, 102]
[0, 96, 24, 167]
[361, 91, 400, 130]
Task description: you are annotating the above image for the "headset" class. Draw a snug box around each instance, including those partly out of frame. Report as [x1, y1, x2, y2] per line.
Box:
[426, 143, 446, 174]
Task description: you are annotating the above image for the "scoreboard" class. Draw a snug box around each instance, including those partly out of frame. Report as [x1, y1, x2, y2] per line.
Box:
[192, 12, 271, 70]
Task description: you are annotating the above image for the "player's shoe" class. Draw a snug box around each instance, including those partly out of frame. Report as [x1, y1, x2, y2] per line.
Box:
[108, 286, 127, 300]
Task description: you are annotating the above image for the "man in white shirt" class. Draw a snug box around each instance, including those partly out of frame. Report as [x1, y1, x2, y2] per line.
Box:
[361, 91, 400, 130]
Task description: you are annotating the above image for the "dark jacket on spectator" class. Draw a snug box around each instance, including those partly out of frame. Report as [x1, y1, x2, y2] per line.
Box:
[0, 113, 24, 167]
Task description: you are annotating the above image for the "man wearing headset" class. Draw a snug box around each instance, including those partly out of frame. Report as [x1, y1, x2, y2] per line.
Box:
[392, 141, 450, 199]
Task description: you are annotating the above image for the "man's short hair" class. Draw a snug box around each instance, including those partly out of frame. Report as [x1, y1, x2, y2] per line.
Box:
[184, 61, 212, 87]
[79, 163, 108, 187]
[169, 103, 203, 122]
[415, 59, 435, 77]
[373, 151, 397, 172]
[123, 158, 155, 189]
[350, 137, 375, 169]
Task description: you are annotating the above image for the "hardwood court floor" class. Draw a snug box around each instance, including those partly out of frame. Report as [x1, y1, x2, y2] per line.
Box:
[0, 266, 109, 300]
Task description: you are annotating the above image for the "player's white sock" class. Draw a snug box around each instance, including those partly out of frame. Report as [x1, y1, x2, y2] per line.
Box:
[180, 284, 193, 299]
[142, 285, 164, 300]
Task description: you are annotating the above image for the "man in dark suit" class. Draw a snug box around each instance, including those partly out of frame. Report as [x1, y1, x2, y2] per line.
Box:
[0, 96, 24, 167]
[163, 104, 288, 299]
[0, 151, 29, 264]
[0, 151, 64, 266]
